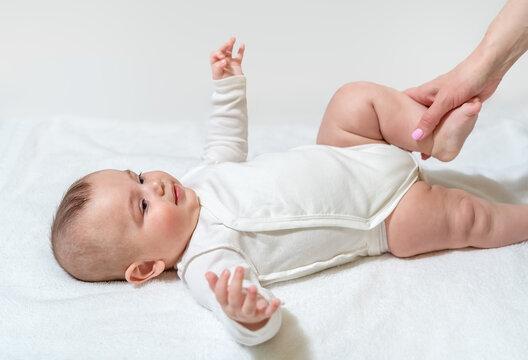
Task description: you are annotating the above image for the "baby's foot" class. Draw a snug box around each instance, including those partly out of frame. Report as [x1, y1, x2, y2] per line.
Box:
[430, 99, 481, 162]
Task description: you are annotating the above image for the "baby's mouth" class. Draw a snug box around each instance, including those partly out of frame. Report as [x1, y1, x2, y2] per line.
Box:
[174, 185, 180, 205]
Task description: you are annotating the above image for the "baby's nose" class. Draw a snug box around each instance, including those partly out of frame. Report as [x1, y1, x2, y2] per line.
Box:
[151, 180, 165, 196]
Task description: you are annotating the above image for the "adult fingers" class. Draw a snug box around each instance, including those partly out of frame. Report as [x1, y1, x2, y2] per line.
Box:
[412, 92, 454, 140]
[403, 86, 435, 107]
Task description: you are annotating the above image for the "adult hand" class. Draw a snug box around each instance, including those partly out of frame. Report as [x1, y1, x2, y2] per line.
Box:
[406, 0, 528, 142]
[406, 54, 501, 141]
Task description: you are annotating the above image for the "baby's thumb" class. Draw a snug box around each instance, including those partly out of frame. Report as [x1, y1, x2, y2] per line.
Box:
[212, 60, 226, 80]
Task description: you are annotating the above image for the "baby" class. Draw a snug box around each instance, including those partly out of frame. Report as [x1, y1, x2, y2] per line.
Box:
[51, 38, 528, 346]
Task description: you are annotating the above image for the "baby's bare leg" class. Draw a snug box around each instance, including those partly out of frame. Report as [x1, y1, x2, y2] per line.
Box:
[317, 82, 481, 161]
[385, 181, 528, 257]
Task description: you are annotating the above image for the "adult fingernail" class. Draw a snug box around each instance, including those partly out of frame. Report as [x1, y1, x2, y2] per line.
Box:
[411, 128, 423, 140]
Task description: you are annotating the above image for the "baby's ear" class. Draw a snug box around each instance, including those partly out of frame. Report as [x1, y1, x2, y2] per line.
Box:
[125, 260, 165, 284]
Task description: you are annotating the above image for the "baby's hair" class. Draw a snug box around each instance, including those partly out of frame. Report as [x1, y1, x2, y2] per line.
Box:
[51, 178, 91, 241]
[51, 177, 93, 280]
[51, 175, 135, 282]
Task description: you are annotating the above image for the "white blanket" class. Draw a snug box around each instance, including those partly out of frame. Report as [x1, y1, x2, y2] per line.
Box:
[1, 107, 528, 359]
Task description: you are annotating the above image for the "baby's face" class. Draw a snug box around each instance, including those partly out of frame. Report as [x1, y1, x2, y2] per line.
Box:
[85, 169, 200, 269]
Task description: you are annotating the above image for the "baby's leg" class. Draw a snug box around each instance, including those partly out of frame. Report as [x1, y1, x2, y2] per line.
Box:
[317, 82, 481, 161]
[385, 181, 528, 257]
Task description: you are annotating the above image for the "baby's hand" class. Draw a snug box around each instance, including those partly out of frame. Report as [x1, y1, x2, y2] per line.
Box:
[205, 267, 280, 331]
[210, 37, 245, 80]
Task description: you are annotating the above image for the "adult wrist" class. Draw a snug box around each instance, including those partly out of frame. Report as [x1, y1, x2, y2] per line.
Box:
[473, 38, 507, 78]
[479, 7, 528, 77]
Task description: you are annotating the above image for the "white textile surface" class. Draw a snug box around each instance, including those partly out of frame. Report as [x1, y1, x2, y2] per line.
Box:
[1, 107, 528, 359]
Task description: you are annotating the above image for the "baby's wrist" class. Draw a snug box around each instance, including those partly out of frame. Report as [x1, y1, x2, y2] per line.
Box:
[236, 318, 269, 331]
[212, 72, 244, 81]
[212, 74, 246, 87]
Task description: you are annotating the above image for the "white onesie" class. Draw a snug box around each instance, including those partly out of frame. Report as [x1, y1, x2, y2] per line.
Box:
[176, 76, 419, 346]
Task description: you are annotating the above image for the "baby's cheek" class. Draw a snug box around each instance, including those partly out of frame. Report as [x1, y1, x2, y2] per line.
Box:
[154, 205, 181, 235]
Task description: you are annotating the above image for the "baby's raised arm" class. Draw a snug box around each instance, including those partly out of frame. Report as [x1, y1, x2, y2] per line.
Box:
[202, 38, 249, 164]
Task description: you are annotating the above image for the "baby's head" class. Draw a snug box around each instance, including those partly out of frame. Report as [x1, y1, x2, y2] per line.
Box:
[51, 169, 200, 283]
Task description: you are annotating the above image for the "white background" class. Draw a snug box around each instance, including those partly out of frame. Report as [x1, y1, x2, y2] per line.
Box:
[2, 2, 528, 358]
[1, 0, 526, 125]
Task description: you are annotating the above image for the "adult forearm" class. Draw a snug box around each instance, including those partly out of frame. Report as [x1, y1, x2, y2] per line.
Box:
[408, 0, 528, 141]
[479, 0, 528, 76]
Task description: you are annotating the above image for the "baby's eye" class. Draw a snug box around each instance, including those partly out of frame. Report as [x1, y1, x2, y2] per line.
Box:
[141, 199, 148, 214]
[138, 172, 144, 184]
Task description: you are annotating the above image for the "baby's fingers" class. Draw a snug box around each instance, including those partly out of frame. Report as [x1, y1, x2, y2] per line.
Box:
[234, 43, 245, 61]
[215, 37, 234, 58]
[224, 37, 236, 56]
[214, 269, 230, 306]
[241, 285, 258, 315]
[209, 50, 226, 65]
[255, 298, 280, 317]
[211, 59, 227, 80]
[228, 266, 245, 308]
[205, 272, 218, 291]
[264, 299, 281, 317]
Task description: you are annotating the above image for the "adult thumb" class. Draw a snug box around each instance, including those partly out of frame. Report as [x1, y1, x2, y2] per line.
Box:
[404, 87, 434, 107]
[411, 97, 451, 140]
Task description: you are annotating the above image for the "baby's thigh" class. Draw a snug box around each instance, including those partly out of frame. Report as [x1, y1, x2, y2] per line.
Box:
[317, 81, 387, 147]
[317, 81, 428, 150]
[384, 181, 472, 257]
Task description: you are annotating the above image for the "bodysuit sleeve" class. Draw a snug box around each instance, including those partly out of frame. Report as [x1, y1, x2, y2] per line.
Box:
[182, 249, 282, 346]
[202, 75, 248, 164]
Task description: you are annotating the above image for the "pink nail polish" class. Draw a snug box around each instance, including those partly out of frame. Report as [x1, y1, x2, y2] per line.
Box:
[411, 128, 423, 140]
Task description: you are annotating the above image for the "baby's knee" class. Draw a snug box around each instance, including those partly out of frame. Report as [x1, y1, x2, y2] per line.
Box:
[452, 196, 476, 236]
[336, 81, 377, 99]
[449, 192, 491, 242]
